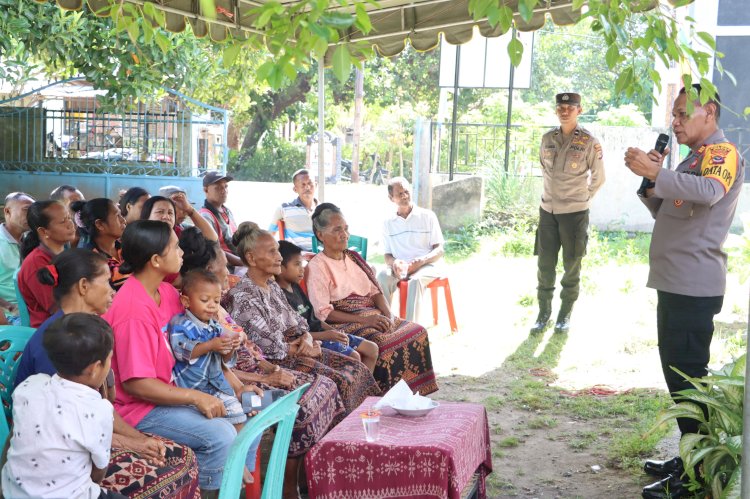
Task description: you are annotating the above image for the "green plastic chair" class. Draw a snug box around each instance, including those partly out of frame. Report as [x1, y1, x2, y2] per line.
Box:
[0, 325, 35, 443]
[12, 269, 31, 327]
[312, 235, 368, 260]
[218, 383, 309, 499]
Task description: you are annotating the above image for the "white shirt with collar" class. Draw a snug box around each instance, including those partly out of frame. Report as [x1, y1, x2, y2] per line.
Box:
[2, 373, 113, 499]
[382, 205, 444, 263]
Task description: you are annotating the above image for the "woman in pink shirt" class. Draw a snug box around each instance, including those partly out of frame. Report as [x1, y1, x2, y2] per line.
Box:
[103, 220, 236, 496]
[306, 203, 438, 395]
[18, 200, 76, 327]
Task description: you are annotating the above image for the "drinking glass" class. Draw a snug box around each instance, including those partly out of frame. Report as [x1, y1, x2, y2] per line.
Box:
[361, 409, 381, 442]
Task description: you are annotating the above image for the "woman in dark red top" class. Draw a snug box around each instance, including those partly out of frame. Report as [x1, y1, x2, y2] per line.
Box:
[18, 200, 76, 327]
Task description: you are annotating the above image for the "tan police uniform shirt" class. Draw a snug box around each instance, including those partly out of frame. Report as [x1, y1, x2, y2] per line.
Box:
[539, 125, 606, 214]
[640, 129, 744, 297]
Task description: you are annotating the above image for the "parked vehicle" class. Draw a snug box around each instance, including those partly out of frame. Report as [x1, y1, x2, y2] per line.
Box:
[340, 154, 389, 185]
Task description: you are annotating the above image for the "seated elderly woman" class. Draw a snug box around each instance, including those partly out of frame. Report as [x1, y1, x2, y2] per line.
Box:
[224, 222, 381, 415]
[305, 203, 438, 395]
[179, 226, 345, 499]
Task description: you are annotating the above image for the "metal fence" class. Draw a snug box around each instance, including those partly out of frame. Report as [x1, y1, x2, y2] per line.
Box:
[430, 121, 750, 180]
[0, 78, 228, 177]
[430, 122, 547, 176]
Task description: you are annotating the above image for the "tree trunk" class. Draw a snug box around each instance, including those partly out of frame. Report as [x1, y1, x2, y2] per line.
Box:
[351, 67, 365, 183]
[238, 72, 313, 160]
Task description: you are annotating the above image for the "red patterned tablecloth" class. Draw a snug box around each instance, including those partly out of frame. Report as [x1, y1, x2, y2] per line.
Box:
[305, 397, 492, 499]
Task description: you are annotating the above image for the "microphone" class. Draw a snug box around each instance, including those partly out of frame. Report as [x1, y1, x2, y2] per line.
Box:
[637, 133, 670, 197]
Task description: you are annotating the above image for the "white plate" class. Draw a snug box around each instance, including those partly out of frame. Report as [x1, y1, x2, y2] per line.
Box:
[391, 400, 439, 417]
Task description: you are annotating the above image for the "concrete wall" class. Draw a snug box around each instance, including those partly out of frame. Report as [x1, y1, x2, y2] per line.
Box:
[430, 175, 484, 231]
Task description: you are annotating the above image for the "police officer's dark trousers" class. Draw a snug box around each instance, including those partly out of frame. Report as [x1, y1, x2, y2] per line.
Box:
[535, 208, 589, 310]
[657, 291, 723, 435]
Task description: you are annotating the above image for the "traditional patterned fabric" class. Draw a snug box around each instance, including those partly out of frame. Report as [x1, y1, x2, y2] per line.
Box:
[220, 310, 345, 457]
[305, 397, 492, 499]
[312, 250, 438, 395]
[102, 436, 200, 499]
[91, 240, 129, 290]
[225, 275, 381, 412]
[271, 349, 380, 414]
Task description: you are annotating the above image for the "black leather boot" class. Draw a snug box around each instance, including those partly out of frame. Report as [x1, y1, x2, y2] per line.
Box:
[641, 473, 689, 498]
[554, 301, 574, 334]
[530, 301, 552, 335]
[644, 457, 683, 478]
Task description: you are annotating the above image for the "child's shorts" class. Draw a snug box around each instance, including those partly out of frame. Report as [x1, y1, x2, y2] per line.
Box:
[320, 333, 364, 357]
[211, 389, 247, 425]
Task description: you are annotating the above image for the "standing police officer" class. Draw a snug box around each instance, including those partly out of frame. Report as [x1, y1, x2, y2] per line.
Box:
[625, 84, 744, 498]
[531, 92, 606, 335]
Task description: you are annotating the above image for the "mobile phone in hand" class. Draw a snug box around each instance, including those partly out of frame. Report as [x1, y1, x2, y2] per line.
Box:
[241, 389, 286, 413]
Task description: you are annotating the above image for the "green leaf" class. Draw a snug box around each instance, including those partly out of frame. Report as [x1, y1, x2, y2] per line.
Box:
[321, 12, 356, 29]
[497, 6, 513, 34]
[572, 0, 585, 10]
[355, 4, 372, 33]
[332, 43, 352, 83]
[223, 42, 242, 68]
[518, 0, 537, 23]
[605, 44, 619, 68]
[614, 66, 633, 95]
[199, 0, 216, 19]
[486, 4, 501, 28]
[697, 31, 716, 50]
[507, 36, 523, 67]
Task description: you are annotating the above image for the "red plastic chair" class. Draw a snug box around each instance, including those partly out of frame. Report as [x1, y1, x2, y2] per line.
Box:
[276, 219, 286, 241]
[398, 277, 457, 332]
[245, 447, 262, 498]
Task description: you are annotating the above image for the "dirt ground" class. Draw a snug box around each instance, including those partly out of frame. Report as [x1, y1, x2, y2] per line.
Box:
[418, 242, 747, 499]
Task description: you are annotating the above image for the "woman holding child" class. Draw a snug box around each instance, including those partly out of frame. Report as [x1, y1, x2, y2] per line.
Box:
[305, 203, 438, 395]
[224, 222, 381, 414]
[179, 227, 345, 499]
[103, 220, 240, 496]
[13, 248, 200, 499]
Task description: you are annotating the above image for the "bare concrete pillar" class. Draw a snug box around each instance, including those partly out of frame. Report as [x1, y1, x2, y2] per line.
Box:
[412, 118, 432, 209]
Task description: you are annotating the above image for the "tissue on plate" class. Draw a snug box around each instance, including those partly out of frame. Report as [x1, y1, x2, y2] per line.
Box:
[374, 380, 436, 411]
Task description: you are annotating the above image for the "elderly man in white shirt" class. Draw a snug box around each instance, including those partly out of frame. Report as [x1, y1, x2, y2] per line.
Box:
[377, 177, 444, 322]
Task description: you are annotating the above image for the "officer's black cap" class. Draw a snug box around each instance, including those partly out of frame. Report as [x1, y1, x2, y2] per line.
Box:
[555, 93, 581, 105]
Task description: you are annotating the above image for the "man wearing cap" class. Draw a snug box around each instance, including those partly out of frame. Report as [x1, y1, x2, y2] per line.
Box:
[531, 92, 605, 335]
[625, 84, 744, 499]
[200, 171, 242, 270]
[160, 185, 218, 241]
[269, 169, 318, 251]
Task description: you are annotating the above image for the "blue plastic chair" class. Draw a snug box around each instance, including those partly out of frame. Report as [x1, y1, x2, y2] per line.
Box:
[12, 269, 31, 327]
[312, 235, 368, 260]
[218, 383, 309, 499]
[0, 325, 35, 447]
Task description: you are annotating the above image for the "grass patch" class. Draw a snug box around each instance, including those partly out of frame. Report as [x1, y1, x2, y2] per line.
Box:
[585, 229, 651, 266]
[527, 416, 558, 429]
[482, 395, 505, 411]
[498, 436, 520, 448]
[518, 294, 535, 307]
[568, 430, 599, 450]
[609, 419, 674, 472]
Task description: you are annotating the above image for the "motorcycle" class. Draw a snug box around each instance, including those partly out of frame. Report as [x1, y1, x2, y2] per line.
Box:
[340, 154, 389, 185]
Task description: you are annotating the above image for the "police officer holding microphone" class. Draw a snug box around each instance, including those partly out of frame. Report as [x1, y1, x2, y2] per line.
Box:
[624, 84, 745, 498]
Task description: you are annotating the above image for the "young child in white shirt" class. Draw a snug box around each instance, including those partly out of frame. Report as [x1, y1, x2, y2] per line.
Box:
[1, 313, 126, 499]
